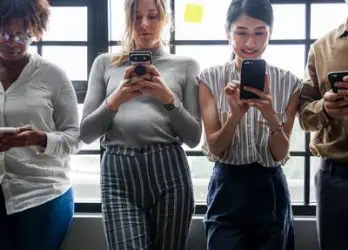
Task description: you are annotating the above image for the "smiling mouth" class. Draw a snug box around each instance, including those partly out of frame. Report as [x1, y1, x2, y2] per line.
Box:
[242, 49, 257, 55]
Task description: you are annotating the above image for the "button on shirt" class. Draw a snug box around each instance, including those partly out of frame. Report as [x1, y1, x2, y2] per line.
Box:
[0, 53, 81, 214]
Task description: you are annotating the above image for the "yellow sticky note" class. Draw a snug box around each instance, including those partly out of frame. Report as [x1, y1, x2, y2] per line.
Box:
[184, 4, 204, 23]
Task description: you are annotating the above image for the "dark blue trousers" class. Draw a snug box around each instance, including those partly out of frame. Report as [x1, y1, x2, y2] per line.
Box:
[0, 188, 74, 250]
[316, 158, 348, 250]
[205, 162, 294, 250]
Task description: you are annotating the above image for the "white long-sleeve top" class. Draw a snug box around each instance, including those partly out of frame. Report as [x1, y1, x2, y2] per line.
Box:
[0, 53, 81, 214]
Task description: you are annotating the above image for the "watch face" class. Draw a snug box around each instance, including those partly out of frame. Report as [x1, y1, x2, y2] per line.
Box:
[173, 96, 180, 108]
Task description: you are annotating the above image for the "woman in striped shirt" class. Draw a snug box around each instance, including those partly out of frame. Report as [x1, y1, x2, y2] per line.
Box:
[199, 0, 302, 249]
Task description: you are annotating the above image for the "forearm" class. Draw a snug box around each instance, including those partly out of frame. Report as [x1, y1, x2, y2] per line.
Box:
[299, 99, 330, 132]
[80, 101, 117, 144]
[168, 101, 201, 148]
[207, 115, 240, 156]
[268, 115, 290, 161]
[43, 129, 82, 156]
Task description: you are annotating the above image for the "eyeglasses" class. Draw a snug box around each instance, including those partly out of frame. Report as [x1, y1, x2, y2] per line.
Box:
[0, 32, 32, 45]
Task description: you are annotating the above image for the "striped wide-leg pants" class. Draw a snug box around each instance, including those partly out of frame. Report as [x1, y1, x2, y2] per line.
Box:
[101, 143, 194, 250]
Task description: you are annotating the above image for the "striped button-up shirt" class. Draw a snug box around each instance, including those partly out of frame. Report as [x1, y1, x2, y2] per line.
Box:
[199, 61, 302, 167]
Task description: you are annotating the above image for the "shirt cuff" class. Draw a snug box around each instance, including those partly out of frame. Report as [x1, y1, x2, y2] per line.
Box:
[36, 133, 57, 156]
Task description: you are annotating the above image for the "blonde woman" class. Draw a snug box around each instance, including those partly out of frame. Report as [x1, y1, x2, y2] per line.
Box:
[80, 0, 201, 249]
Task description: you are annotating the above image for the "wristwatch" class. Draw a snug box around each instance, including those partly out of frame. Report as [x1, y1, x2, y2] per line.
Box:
[164, 95, 180, 111]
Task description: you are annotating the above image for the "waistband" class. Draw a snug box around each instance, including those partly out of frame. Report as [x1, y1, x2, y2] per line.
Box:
[104, 142, 182, 156]
[215, 161, 281, 174]
[320, 158, 348, 177]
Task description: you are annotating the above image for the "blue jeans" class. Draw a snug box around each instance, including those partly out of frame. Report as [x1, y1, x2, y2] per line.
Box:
[0, 188, 74, 250]
[205, 162, 294, 250]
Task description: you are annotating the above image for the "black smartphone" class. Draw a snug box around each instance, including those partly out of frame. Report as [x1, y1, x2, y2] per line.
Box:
[327, 71, 348, 93]
[129, 51, 152, 76]
[240, 59, 266, 99]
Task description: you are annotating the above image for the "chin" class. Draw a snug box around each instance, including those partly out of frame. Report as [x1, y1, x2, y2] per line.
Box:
[1, 52, 28, 61]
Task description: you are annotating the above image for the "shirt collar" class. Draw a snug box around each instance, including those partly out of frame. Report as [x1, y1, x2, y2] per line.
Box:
[337, 18, 348, 38]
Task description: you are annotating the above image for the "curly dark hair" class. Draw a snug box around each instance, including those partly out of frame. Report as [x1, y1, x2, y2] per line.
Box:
[0, 0, 50, 37]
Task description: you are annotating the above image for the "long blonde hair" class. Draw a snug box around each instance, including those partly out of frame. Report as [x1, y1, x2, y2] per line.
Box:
[112, 0, 169, 66]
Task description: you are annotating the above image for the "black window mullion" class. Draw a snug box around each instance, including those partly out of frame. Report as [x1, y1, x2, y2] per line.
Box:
[170, 0, 176, 54]
[304, 0, 312, 205]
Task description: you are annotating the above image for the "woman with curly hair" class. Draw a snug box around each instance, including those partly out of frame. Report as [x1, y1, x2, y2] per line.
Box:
[0, 0, 80, 249]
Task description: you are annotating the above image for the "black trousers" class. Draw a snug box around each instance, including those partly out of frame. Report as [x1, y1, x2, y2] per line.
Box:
[204, 162, 294, 250]
[316, 158, 348, 250]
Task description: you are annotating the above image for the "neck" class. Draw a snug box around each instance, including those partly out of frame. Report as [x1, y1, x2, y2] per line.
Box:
[134, 46, 167, 58]
[0, 54, 30, 70]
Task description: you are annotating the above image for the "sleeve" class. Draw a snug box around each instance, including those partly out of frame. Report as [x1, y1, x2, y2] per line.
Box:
[167, 59, 202, 148]
[297, 47, 331, 132]
[41, 73, 81, 156]
[79, 54, 117, 144]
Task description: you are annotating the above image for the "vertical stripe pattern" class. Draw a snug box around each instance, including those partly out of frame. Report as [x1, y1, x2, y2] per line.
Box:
[101, 143, 194, 250]
[199, 61, 302, 167]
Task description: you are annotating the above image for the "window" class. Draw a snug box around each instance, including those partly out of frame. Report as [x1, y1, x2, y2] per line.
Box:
[44, 0, 347, 214]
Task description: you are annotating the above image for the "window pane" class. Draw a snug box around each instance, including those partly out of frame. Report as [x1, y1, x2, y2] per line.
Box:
[42, 46, 87, 81]
[189, 156, 213, 203]
[110, 45, 121, 53]
[70, 155, 101, 202]
[78, 104, 100, 150]
[311, 4, 347, 39]
[29, 45, 37, 54]
[283, 156, 304, 203]
[43, 7, 87, 41]
[176, 45, 230, 70]
[175, 0, 230, 40]
[263, 45, 305, 78]
[272, 4, 305, 40]
[310, 156, 321, 202]
[109, 0, 125, 41]
[290, 118, 305, 152]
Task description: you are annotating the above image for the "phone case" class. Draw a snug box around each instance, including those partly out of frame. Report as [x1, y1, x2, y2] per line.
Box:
[240, 59, 266, 99]
[328, 71, 348, 93]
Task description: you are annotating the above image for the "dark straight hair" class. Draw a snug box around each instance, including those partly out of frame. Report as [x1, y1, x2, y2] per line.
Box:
[225, 0, 274, 32]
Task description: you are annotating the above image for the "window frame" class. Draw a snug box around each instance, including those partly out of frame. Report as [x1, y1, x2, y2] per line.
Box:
[48, 0, 344, 216]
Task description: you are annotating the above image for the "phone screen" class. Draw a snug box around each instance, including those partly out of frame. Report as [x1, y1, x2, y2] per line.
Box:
[240, 59, 266, 99]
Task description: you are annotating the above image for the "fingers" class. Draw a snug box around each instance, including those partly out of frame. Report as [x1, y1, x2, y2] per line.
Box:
[324, 91, 342, 102]
[337, 88, 348, 97]
[16, 125, 33, 133]
[264, 74, 270, 94]
[325, 106, 348, 117]
[145, 65, 161, 76]
[243, 86, 270, 101]
[123, 66, 136, 80]
[325, 98, 347, 109]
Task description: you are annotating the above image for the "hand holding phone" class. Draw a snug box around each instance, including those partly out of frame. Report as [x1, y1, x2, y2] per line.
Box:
[129, 51, 152, 76]
[328, 71, 348, 93]
[240, 59, 266, 99]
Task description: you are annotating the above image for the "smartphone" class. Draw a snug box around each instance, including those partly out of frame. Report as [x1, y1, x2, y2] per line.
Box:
[327, 71, 348, 93]
[129, 51, 152, 76]
[240, 59, 266, 99]
[0, 127, 17, 134]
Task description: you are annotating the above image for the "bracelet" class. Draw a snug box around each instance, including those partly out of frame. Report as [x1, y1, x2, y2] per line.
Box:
[269, 124, 283, 136]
